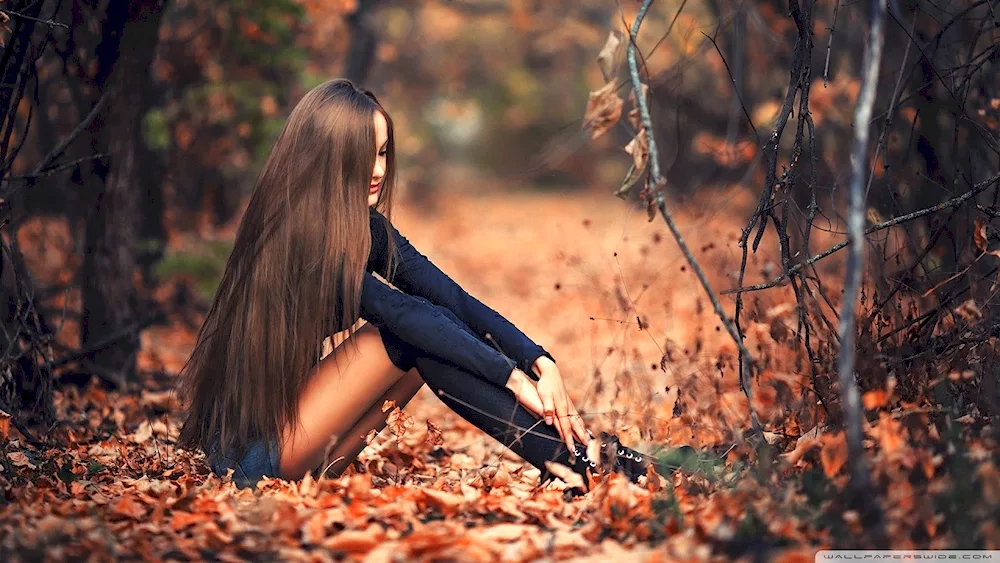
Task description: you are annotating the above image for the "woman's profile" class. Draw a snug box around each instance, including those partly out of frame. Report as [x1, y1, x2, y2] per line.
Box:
[175, 78, 649, 491]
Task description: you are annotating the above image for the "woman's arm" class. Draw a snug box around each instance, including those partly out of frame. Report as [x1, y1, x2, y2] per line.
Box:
[368, 208, 555, 379]
[359, 271, 519, 388]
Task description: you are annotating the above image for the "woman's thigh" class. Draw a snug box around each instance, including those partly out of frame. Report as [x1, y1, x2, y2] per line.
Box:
[279, 322, 408, 479]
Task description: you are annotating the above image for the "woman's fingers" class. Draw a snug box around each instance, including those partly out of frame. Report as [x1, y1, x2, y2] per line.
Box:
[520, 386, 545, 418]
[541, 392, 555, 427]
[569, 409, 590, 445]
[556, 396, 574, 452]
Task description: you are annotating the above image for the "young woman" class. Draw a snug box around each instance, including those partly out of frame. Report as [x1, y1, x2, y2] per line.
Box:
[176, 79, 649, 491]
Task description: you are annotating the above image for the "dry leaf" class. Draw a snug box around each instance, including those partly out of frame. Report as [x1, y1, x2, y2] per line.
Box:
[820, 432, 848, 478]
[110, 495, 147, 520]
[422, 488, 465, 513]
[584, 81, 623, 140]
[6, 451, 35, 469]
[975, 216, 989, 253]
[544, 461, 586, 491]
[386, 407, 414, 440]
[133, 421, 153, 444]
[0, 409, 11, 441]
[862, 390, 889, 410]
[425, 420, 444, 446]
[597, 31, 624, 81]
[624, 128, 648, 171]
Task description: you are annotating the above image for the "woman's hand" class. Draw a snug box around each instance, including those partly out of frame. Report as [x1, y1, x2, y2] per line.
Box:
[505, 368, 545, 417]
[531, 356, 590, 452]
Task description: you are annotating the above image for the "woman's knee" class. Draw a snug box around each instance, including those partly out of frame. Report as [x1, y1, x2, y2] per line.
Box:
[373, 324, 419, 373]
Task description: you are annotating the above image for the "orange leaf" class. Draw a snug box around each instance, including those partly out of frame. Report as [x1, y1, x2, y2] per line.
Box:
[0, 409, 10, 441]
[422, 488, 465, 514]
[322, 525, 383, 553]
[820, 432, 847, 478]
[425, 420, 444, 446]
[975, 217, 989, 253]
[862, 390, 889, 410]
[543, 461, 585, 491]
[110, 495, 147, 520]
[169, 510, 209, 531]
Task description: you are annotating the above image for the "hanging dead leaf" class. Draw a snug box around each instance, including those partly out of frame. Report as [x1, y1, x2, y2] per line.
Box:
[583, 81, 623, 140]
[616, 128, 649, 199]
[597, 31, 624, 81]
[624, 128, 648, 171]
[975, 216, 989, 253]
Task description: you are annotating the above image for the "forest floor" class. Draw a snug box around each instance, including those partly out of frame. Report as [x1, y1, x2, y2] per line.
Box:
[1, 186, 997, 560]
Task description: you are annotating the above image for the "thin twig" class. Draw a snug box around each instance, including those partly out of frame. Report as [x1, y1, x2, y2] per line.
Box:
[625, 0, 762, 436]
[32, 89, 109, 176]
[823, 0, 842, 87]
[0, 8, 69, 29]
[722, 170, 1000, 295]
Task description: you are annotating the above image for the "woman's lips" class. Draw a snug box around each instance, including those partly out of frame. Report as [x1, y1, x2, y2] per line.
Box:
[369, 183, 381, 193]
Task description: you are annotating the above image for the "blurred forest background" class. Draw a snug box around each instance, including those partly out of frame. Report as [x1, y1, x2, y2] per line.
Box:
[1, 0, 999, 558]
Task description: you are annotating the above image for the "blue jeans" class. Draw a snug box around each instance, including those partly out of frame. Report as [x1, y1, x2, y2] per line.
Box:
[206, 435, 282, 489]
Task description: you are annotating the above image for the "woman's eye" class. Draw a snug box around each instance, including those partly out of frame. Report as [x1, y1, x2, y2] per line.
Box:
[378, 149, 387, 156]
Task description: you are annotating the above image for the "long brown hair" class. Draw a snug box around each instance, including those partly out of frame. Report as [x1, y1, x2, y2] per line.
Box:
[176, 79, 399, 463]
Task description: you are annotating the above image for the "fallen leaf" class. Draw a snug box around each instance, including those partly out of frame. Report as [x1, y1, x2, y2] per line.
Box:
[110, 495, 147, 520]
[133, 421, 153, 444]
[422, 488, 465, 513]
[544, 461, 586, 491]
[7, 451, 35, 469]
[322, 525, 383, 552]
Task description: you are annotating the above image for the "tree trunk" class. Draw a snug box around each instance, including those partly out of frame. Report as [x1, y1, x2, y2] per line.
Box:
[80, 0, 168, 387]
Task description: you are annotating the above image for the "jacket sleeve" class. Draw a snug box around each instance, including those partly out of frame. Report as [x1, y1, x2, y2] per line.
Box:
[368, 208, 555, 379]
[359, 271, 517, 387]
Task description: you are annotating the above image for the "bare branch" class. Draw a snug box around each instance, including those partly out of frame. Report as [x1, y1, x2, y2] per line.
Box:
[722, 170, 1000, 295]
[823, 0, 842, 86]
[0, 8, 69, 29]
[31, 89, 110, 176]
[625, 0, 762, 435]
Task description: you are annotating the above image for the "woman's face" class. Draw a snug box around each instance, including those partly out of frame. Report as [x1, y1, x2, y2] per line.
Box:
[368, 111, 388, 207]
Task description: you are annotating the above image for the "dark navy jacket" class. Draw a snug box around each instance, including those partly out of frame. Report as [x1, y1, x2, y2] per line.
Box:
[360, 208, 554, 387]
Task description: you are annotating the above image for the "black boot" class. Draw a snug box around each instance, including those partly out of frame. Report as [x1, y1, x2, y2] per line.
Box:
[568, 431, 651, 484]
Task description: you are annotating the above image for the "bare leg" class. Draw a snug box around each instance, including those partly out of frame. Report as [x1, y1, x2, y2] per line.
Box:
[279, 322, 422, 479]
[319, 369, 424, 477]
